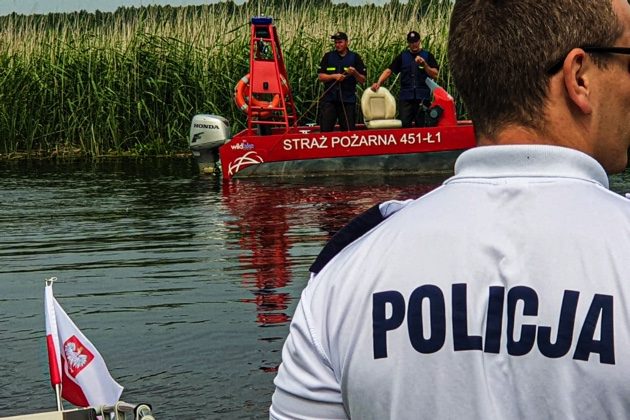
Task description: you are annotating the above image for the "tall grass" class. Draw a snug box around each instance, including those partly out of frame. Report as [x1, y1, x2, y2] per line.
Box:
[0, 0, 456, 158]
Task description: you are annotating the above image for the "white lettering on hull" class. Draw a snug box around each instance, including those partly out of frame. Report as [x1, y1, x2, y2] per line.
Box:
[281, 132, 442, 151]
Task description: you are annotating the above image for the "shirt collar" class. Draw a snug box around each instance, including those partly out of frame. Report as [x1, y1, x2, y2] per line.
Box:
[446, 144, 609, 188]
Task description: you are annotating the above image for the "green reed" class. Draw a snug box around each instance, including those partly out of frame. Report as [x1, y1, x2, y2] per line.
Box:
[0, 0, 456, 158]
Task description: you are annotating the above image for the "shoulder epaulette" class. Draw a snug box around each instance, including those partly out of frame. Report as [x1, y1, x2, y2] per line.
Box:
[309, 199, 411, 275]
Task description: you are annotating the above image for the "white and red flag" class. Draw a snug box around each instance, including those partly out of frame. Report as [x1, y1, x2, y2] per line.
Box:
[45, 280, 123, 408]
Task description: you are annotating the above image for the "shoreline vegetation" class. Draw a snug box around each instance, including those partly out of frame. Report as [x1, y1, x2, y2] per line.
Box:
[0, 0, 456, 160]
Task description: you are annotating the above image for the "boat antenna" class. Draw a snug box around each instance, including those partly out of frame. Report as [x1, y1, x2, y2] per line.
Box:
[226, 21, 249, 35]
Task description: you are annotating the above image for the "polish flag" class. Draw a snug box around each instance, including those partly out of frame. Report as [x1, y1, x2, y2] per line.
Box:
[45, 282, 124, 407]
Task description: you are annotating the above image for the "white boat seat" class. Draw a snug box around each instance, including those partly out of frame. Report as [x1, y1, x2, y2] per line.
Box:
[361, 87, 403, 129]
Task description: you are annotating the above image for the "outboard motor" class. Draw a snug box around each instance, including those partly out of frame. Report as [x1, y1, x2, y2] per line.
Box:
[189, 114, 231, 174]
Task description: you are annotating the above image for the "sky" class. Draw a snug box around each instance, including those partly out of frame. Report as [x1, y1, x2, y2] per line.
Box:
[0, 0, 386, 16]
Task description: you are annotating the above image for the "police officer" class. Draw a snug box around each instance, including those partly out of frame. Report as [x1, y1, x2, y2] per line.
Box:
[317, 31, 367, 132]
[371, 31, 439, 127]
[271, 0, 630, 418]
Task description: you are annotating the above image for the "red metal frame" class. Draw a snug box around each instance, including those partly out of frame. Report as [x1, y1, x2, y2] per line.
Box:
[245, 17, 298, 132]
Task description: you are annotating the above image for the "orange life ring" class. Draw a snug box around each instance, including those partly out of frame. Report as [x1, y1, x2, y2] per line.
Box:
[234, 73, 287, 118]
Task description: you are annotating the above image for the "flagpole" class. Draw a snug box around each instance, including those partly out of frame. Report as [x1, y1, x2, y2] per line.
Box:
[46, 277, 63, 412]
[55, 384, 63, 411]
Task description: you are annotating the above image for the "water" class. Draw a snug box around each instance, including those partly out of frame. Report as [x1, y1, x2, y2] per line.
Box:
[2, 159, 630, 418]
[0, 158, 447, 419]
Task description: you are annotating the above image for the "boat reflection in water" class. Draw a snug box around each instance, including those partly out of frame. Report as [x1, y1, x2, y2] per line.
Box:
[220, 175, 445, 369]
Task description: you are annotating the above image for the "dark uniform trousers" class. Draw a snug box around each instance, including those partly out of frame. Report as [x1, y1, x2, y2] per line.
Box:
[399, 98, 431, 128]
[320, 101, 357, 132]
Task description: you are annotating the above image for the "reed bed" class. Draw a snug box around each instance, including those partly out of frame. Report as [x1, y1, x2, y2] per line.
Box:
[0, 0, 455, 158]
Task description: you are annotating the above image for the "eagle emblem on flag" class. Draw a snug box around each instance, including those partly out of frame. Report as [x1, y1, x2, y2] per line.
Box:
[63, 335, 94, 378]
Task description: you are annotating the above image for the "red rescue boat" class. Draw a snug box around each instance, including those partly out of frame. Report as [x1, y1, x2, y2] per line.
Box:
[189, 16, 476, 180]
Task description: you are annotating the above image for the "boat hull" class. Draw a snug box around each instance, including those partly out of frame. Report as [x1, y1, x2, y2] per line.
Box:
[218, 123, 475, 179]
[228, 149, 464, 178]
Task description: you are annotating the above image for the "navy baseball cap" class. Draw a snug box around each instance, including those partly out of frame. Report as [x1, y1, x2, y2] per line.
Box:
[407, 31, 420, 43]
[331, 31, 348, 41]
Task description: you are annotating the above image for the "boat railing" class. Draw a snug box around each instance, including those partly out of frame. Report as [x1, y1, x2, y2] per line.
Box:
[95, 401, 155, 419]
[0, 401, 155, 420]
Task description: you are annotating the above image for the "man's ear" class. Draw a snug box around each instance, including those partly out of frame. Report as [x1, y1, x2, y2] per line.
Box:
[563, 48, 593, 114]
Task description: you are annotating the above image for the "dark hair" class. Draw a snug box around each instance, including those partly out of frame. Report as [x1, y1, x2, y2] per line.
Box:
[448, 0, 622, 139]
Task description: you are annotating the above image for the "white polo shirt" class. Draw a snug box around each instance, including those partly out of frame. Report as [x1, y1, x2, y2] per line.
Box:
[271, 145, 630, 419]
